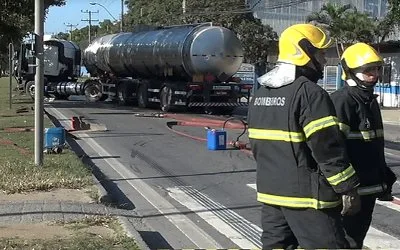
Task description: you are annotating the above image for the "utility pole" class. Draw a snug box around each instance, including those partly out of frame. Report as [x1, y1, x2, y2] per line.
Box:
[120, 0, 124, 32]
[34, 0, 44, 166]
[64, 23, 78, 40]
[81, 10, 98, 44]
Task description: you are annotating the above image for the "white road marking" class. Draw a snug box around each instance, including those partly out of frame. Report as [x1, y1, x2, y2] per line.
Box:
[168, 186, 261, 249]
[247, 183, 400, 249]
[385, 151, 398, 157]
[383, 121, 400, 126]
[46, 106, 222, 248]
[247, 183, 256, 191]
[364, 227, 400, 250]
[376, 200, 400, 212]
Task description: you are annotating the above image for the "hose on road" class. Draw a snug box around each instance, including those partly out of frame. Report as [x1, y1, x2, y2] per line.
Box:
[163, 115, 253, 155]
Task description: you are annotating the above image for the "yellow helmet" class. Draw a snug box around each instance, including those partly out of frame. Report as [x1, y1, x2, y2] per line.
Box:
[278, 23, 333, 66]
[341, 42, 383, 80]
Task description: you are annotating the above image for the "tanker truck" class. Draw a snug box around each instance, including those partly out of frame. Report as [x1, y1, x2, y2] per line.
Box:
[83, 23, 252, 112]
[15, 38, 84, 100]
[15, 23, 253, 112]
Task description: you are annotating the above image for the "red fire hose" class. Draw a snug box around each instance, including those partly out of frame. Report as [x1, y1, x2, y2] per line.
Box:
[162, 114, 253, 155]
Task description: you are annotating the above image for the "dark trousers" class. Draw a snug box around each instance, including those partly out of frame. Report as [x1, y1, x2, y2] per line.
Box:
[261, 203, 349, 249]
[343, 195, 376, 249]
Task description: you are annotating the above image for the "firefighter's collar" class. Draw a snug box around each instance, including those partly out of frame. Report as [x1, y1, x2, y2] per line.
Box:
[257, 63, 296, 88]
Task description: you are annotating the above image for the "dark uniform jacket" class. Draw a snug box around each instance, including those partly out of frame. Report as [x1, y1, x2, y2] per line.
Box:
[330, 85, 397, 196]
[248, 75, 359, 209]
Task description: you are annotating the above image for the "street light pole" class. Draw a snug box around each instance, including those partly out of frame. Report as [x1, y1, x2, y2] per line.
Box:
[90, 2, 122, 32]
[120, 0, 124, 32]
[34, 0, 44, 166]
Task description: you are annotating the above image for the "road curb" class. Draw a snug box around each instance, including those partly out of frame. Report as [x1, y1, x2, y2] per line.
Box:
[118, 216, 151, 250]
[44, 108, 111, 204]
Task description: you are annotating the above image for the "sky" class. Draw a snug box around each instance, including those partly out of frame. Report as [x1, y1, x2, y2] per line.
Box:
[45, 0, 125, 35]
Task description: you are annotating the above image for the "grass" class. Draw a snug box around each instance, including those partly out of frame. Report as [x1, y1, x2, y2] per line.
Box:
[0, 77, 141, 249]
[0, 216, 140, 250]
[0, 77, 93, 194]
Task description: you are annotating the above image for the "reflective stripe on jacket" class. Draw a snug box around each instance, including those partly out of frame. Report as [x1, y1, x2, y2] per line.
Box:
[248, 76, 359, 209]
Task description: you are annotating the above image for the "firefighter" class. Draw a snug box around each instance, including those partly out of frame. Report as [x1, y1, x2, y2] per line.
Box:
[247, 23, 361, 249]
[330, 42, 397, 249]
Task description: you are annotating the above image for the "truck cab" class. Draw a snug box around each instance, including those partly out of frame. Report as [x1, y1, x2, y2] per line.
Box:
[14, 38, 81, 99]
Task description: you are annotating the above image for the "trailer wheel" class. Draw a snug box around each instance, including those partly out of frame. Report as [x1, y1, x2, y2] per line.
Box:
[160, 86, 173, 112]
[25, 81, 35, 99]
[137, 84, 149, 108]
[117, 82, 134, 105]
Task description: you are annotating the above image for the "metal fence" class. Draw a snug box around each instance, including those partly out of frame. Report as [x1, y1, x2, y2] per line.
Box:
[318, 65, 342, 93]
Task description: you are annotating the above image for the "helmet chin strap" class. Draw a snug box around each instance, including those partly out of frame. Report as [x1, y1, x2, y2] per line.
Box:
[299, 39, 324, 80]
[341, 60, 376, 90]
[349, 71, 377, 91]
[354, 72, 378, 88]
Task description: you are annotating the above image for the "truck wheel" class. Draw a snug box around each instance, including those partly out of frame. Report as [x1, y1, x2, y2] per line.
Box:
[137, 84, 148, 108]
[84, 81, 105, 102]
[25, 81, 35, 99]
[160, 86, 173, 112]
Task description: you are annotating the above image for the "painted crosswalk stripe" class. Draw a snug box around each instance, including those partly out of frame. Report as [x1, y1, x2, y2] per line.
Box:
[168, 186, 262, 249]
[247, 183, 400, 249]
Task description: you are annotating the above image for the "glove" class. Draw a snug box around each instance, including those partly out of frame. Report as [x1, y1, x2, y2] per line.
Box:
[378, 188, 393, 201]
[379, 168, 397, 201]
[341, 188, 361, 216]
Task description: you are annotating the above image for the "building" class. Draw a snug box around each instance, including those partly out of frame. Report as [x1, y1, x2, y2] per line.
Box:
[249, 0, 389, 35]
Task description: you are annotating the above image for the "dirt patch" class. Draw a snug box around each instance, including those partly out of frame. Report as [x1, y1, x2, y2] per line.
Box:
[0, 188, 94, 203]
[0, 223, 115, 240]
[0, 138, 30, 155]
[2, 127, 34, 132]
[0, 223, 71, 239]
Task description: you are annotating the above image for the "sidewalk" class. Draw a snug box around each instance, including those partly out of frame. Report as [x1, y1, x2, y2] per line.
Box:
[382, 109, 400, 125]
[0, 192, 149, 249]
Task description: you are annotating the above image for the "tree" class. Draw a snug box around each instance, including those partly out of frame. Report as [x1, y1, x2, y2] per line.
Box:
[68, 20, 119, 50]
[125, 0, 183, 26]
[54, 32, 69, 40]
[124, 0, 277, 63]
[306, 3, 355, 40]
[307, 2, 378, 56]
[375, 0, 400, 42]
[307, 1, 400, 46]
[0, 0, 65, 68]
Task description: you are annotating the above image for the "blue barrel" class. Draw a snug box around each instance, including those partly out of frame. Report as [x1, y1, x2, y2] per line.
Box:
[44, 127, 66, 149]
[207, 129, 227, 150]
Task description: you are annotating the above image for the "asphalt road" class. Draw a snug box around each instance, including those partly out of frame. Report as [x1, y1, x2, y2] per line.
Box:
[46, 99, 400, 249]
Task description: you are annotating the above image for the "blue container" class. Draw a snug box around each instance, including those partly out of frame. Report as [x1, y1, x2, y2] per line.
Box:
[44, 127, 66, 149]
[207, 129, 227, 150]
